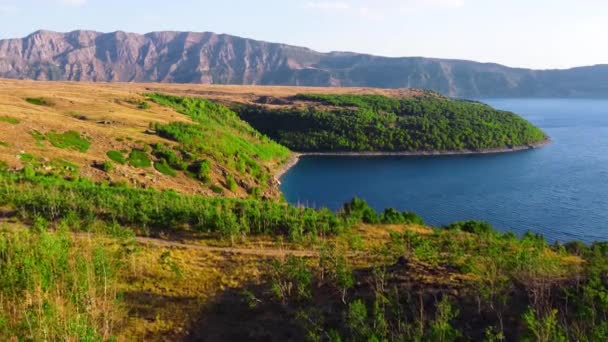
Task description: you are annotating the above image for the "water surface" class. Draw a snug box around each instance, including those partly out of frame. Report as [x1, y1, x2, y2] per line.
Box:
[281, 99, 608, 242]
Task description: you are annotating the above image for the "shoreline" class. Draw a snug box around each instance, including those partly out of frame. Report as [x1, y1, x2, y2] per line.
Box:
[275, 139, 551, 182]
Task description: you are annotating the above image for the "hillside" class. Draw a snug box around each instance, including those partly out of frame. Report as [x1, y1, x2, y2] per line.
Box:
[0, 79, 293, 199]
[0, 79, 606, 341]
[2, 30, 608, 98]
[234, 93, 547, 152]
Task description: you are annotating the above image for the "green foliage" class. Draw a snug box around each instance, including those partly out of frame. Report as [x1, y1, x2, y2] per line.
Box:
[0, 170, 351, 239]
[0, 228, 120, 340]
[0, 141, 10, 147]
[151, 143, 188, 171]
[237, 94, 547, 152]
[522, 308, 566, 342]
[209, 184, 224, 194]
[190, 159, 212, 182]
[429, 297, 461, 342]
[0, 115, 20, 124]
[443, 220, 495, 235]
[127, 149, 151, 168]
[30, 130, 46, 146]
[154, 160, 177, 176]
[340, 197, 423, 226]
[101, 161, 114, 173]
[46, 130, 91, 152]
[270, 255, 312, 303]
[340, 197, 379, 224]
[25, 97, 53, 106]
[226, 174, 238, 192]
[146, 93, 290, 188]
[107, 150, 127, 164]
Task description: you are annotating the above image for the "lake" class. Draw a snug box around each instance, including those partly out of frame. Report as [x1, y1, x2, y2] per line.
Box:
[280, 99, 608, 243]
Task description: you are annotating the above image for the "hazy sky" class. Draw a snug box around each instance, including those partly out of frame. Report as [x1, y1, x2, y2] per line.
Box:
[0, 0, 605, 69]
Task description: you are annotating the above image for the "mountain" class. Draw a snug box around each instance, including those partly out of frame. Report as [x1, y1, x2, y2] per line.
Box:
[1, 30, 608, 98]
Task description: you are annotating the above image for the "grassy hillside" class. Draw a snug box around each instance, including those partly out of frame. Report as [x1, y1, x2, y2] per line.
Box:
[0, 79, 293, 199]
[2, 79, 600, 342]
[236, 93, 547, 152]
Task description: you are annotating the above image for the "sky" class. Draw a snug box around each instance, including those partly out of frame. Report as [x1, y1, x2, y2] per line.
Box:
[0, 0, 605, 70]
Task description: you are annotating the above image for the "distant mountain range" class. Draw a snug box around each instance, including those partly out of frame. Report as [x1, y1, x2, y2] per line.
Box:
[1, 30, 607, 98]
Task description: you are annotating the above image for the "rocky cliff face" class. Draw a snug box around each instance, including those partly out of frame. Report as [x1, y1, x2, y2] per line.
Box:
[1, 30, 608, 98]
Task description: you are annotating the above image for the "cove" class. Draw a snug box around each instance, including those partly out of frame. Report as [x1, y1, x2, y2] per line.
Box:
[281, 99, 608, 243]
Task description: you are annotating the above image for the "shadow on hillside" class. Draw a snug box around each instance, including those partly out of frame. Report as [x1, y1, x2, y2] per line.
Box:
[185, 283, 303, 342]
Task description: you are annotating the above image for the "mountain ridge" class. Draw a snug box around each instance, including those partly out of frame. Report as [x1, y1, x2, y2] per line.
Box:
[1, 29, 608, 98]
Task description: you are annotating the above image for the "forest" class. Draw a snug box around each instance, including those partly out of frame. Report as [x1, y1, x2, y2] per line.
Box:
[236, 94, 547, 152]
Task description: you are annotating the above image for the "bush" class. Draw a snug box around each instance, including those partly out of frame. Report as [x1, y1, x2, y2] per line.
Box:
[226, 174, 238, 192]
[107, 150, 127, 164]
[46, 130, 91, 152]
[154, 161, 177, 176]
[189, 159, 212, 182]
[25, 97, 53, 106]
[101, 161, 114, 172]
[0, 116, 20, 125]
[128, 150, 151, 168]
[210, 184, 224, 194]
[443, 220, 495, 235]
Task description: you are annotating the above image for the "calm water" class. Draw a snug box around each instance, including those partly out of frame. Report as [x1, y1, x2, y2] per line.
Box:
[281, 99, 608, 243]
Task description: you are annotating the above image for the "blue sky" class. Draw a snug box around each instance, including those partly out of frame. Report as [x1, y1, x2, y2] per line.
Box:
[0, 0, 605, 69]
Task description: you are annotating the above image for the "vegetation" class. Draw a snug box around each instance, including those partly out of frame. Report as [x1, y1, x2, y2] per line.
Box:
[147, 93, 290, 193]
[101, 161, 114, 172]
[235, 223, 608, 341]
[127, 149, 151, 168]
[45, 130, 92, 152]
[154, 160, 177, 176]
[0, 169, 352, 240]
[0, 226, 122, 340]
[1, 84, 604, 341]
[236, 94, 547, 152]
[0, 115, 20, 124]
[106, 150, 127, 164]
[25, 97, 53, 106]
[124, 98, 150, 109]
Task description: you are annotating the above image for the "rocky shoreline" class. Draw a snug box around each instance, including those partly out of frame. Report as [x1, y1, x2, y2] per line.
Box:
[274, 139, 551, 182]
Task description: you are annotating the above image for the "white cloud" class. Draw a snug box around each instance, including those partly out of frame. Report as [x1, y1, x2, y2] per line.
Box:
[305, 1, 351, 11]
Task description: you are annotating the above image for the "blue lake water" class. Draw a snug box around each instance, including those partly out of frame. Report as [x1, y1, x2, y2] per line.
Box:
[280, 99, 608, 243]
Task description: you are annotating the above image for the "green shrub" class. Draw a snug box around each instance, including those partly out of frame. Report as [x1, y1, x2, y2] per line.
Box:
[25, 97, 53, 106]
[189, 159, 212, 182]
[0, 141, 10, 147]
[0, 116, 20, 124]
[127, 150, 151, 168]
[101, 161, 114, 172]
[226, 174, 238, 192]
[154, 161, 176, 176]
[210, 184, 224, 194]
[46, 130, 91, 152]
[443, 220, 495, 235]
[107, 150, 127, 164]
